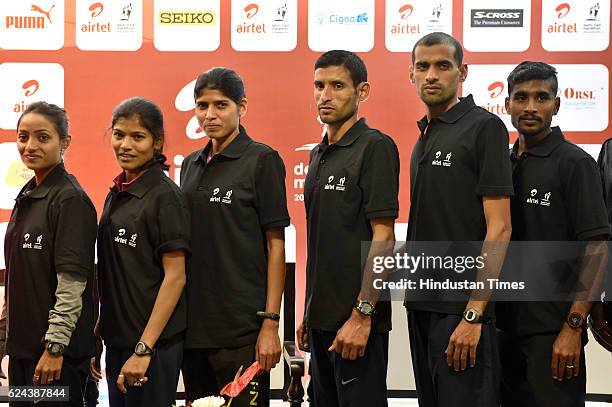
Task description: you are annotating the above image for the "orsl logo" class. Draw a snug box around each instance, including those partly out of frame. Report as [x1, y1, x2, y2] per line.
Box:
[89, 2, 104, 18]
[399, 4, 414, 19]
[245, 3, 259, 19]
[22, 80, 40, 97]
[563, 87, 596, 99]
[555, 3, 571, 18]
[488, 81, 504, 98]
[6, 3, 55, 29]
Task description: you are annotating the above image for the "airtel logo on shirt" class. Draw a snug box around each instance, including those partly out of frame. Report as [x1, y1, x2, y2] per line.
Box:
[114, 228, 138, 247]
[323, 175, 347, 191]
[526, 188, 552, 207]
[209, 188, 233, 205]
[22, 232, 43, 250]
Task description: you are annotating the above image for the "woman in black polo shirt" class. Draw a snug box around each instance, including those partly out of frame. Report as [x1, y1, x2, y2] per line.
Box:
[97, 97, 190, 406]
[180, 68, 290, 406]
[2, 101, 96, 406]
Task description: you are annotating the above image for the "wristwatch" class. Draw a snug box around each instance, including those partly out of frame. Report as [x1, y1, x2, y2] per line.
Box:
[566, 312, 586, 329]
[463, 308, 483, 324]
[355, 300, 375, 316]
[134, 341, 153, 356]
[46, 342, 65, 356]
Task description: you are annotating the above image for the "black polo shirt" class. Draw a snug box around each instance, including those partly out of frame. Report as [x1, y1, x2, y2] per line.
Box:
[98, 162, 191, 349]
[497, 127, 609, 337]
[304, 118, 400, 333]
[4, 163, 96, 360]
[180, 126, 290, 349]
[405, 95, 514, 315]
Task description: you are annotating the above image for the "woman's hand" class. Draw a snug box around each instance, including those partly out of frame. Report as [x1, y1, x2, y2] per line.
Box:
[33, 350, 63, 385]
[116, 354, 151, 394]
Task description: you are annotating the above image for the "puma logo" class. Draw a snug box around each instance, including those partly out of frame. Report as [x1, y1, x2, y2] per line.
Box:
[31, 4, 55, 23]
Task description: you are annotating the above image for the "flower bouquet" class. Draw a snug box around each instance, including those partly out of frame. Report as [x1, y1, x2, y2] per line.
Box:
[191, 361, 262, 407]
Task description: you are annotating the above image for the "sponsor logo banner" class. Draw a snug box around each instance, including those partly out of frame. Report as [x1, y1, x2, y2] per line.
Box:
[0, 63, 64, 130]
[231, 0, 297, 51]
[154, 0, 220, 51]
[308, 0, 375, 52]
[76, 0, 142, 51]
[385, 0, 453, 52]
[0, 0, 64, 50]
[463, 0, 530, 52]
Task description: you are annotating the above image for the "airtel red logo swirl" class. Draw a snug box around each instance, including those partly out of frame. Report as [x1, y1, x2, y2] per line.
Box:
[89, 2, 104, 18]
[22, 80, 40, 97]
[555, 3, 571, 18]
[488, 81, 504, 98]
[244, 3, 259, 19]
[399, 4, 414, 19]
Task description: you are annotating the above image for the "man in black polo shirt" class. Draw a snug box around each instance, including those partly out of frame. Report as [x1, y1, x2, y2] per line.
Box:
[497, 61, 609, 407]
[296, 50, 399, 407]
[405, 32, 513, 406]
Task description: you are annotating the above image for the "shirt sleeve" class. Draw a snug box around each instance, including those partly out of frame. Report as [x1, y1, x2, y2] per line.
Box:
[475, 116, 514, 197]
[564, 156, 610, 241]
[359, 136, 400, 220]
[45, 272, 87, 346]
[155, 188, 191, 259]
[48, 192, 97, 345]
[255, 150, 290, 229]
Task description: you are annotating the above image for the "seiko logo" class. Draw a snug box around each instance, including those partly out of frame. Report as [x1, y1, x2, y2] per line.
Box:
[159, 11, 215, 25]
[470, 9, 523, 27]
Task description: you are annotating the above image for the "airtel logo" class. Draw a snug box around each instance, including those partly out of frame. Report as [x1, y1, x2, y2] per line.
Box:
[399, 4, 414, 19]
[175, 79, 205, 140]
[488, 81, 504, 98]
[245, 3, 259, 19]
[22, 80, 40, 97]
[555, 3, 570, 18]
[89, 2, 104, 18]
[564, 88, 595, 99]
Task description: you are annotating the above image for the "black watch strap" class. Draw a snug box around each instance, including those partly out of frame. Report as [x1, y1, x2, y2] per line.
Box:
[257, 311, 280, 321]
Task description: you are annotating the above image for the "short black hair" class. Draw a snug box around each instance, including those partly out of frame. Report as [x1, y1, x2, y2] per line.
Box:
[194, 67, 246, 104]
[412, 32, 463, 66]
[314, 50, 367, 86]
[507, 61, 558, 96]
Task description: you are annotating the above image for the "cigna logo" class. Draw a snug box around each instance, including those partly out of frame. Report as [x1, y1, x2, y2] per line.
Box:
[89, 2, 104, 18]
[22, 80, 40, 97]
[245, 3, 259, 19]
[488, 81, 505, 98]
[399, 4, 414, 19]
[555, 3, 571, 18]
[5, 3, 55, 29]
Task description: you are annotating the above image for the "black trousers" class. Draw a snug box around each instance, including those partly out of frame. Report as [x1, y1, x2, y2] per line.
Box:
[407, 310, 500, 407]
[309, 329, 389, 407]
[8, 355, 88, 407]
[105, 338, 183, 407]
[182, 343, 270, 407]
[499, 331, 586, 407]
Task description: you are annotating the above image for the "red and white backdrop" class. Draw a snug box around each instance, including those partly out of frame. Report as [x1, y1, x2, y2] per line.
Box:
[0, 0, 611, 390]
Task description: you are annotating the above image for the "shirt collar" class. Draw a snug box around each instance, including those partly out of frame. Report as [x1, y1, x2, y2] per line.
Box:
[416, 94, 477, 132]
[194, 126, 253, 163]
[321, 118, 368, 148]
[510, 127, 565, 160]
[112, 162, 164, 198]
[21, 163, 66, 199]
